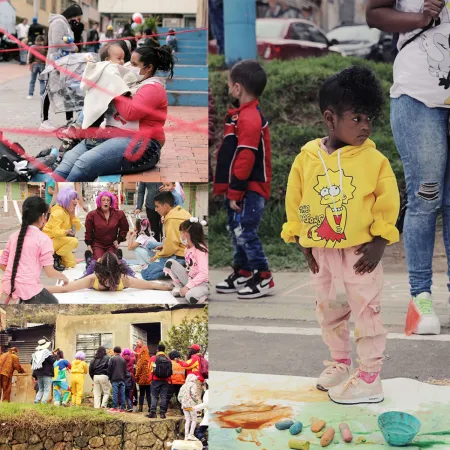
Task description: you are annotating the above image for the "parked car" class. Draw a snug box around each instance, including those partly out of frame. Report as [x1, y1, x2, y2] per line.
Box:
[326, 23, 395, 62]
[209, 18, 340, 60]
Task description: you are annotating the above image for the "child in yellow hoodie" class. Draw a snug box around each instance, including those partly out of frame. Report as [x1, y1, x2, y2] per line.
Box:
[71, 351, 88, 406]
[43, 188, 81, 270]
[282, 66, 400, 406]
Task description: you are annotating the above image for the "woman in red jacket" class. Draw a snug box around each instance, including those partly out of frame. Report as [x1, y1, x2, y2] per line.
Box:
[85, 191, 129, 260]
[54, 44, 176, 181]
[176, 344, 204, 382]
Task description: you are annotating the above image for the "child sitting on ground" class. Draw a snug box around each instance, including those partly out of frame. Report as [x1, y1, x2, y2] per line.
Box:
[0, 196, 68, 304]
[164, 218, 209, 304]
[213, 59, 274, 299]
[281, 66, 400, 405]
[71, 351, 88, 407]
[178, 374, 201, 441]
[128, 218, 161, 266]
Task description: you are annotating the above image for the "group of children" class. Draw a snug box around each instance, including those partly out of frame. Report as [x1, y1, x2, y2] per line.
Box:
[0, 187, 209, 305]
[211, 60, 408, 405]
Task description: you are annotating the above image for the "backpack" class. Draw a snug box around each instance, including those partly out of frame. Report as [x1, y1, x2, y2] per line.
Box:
[198, 354, 209, 379]
[153, 355, 173, 379]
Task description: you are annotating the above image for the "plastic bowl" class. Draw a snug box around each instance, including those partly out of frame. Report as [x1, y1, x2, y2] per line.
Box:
[378, 411, 421, 447]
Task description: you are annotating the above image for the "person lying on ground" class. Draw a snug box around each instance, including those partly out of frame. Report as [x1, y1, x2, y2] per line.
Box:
[83, 249, 136, 278]
[142, 191, 192, 281]
[0, 196, 68, 304]
[164, 218, 209, 304]
[54, 44, 175, 181]
[47, 252, 172, 293]
[43, 187, 81, 271]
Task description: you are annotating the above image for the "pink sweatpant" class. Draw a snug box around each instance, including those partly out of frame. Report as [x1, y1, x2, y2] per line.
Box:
[311, 247, 387, 372]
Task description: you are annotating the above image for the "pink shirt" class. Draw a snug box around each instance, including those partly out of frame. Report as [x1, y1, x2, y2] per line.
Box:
[0, 226, 54, 301]
[185, 246, 208, 290]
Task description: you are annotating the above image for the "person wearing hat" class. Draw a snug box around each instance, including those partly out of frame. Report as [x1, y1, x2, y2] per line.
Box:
[0, 347, 25, 402]
[168, 350, 185, 413]
[175, 344, 205, 382]
[28, 17, 44, 45]
[31, 339, 56, 404]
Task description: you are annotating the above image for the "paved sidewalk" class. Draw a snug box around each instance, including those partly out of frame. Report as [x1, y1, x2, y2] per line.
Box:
[0, 62, 207, 182]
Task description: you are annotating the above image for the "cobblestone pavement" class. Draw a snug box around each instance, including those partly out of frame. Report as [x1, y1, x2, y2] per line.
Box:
[0, 62, 208, 182]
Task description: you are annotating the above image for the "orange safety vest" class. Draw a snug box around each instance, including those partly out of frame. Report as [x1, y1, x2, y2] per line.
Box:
[171, 360, 186, 385]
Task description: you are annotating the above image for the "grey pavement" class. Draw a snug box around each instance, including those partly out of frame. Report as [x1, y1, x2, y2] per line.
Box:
[209, 268, 450, 381]
[0, 65, 67, 156]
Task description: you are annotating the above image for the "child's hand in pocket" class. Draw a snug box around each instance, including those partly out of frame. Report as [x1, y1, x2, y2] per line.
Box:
[295, 236, 318, 274]
[354, 237, 387, 274]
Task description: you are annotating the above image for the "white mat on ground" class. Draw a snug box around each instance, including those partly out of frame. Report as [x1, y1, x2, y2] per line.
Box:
[209, 371, 450, 450]
[54, 262, 178, 304]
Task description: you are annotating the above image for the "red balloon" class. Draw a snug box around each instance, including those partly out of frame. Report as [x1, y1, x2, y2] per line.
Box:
[134, 17, 142, 24]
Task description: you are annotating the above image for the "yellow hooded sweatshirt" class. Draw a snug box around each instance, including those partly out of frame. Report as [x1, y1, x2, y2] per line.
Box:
[155, 206, 192, 259]
[70, 359, 88, 375]
[43, 205, 81, 239]
[281, 139, 400, 249]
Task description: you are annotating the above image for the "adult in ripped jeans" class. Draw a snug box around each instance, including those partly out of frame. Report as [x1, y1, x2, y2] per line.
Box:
[367, 0, 449, 335]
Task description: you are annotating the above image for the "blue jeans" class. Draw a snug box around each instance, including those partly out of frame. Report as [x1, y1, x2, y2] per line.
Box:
[209, 0, 224, 54]
[142, 255, 185, 280]
[34, 376, 52, 404]
[225, 191, 269, 272]
[54, 137, 161, 181]
[112, 381, 126, 409]
[391, 94, 450, 296]
[29, 63, 45, 96]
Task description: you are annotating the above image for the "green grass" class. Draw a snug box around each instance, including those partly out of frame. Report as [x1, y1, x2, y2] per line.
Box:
[0, 403, 113, 430]
[209, 54, 400, 270]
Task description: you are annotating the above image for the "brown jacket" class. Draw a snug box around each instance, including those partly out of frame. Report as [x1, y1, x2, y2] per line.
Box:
[0, 350, 25, 378]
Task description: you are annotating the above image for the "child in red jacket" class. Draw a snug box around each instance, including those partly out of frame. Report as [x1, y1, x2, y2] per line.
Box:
[213, 59, 274, 299]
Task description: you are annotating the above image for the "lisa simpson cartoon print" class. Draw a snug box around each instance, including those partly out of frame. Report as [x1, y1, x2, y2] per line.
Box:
[308, 168, 356, 248]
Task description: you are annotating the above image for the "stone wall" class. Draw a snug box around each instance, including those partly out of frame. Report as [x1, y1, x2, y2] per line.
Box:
[0, 417, 184, 450]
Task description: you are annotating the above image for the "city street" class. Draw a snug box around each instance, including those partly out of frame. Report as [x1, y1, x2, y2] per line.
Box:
[0, 62, 208, 182]
[209, 268, 450, 382]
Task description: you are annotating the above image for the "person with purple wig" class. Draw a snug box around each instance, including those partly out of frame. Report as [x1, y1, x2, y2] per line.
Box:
[43, 188, 81, 270]
[70, 351, 88, 407]
[85, 191, 129, 261]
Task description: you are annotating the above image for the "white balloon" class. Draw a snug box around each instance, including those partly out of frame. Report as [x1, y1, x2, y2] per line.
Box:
[131, 22, 138, 30]
[132, 12, 143, 22]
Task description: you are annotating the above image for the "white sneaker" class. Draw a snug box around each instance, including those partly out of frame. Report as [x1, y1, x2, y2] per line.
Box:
[187, 435, 199, 441]
[26, 95, 33, 100]
[216, 268, 253, 294]
[413, 292, 441, 335]
[237, 271, 275, 299]
[328, 370, 384, 405]
[172, 287, 181, 297]
[39, 120, 57, 132]
[316, 360, 353, 392]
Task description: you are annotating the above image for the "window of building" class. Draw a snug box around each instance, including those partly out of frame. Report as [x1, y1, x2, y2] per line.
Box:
[40, 0, 46, 11]
[76, 333, 113, 362]
[27, 0, 33, 4]
[52, 0, 57, 13]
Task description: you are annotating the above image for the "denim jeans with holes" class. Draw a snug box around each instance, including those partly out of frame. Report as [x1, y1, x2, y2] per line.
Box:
[391, 94, 450, 296]
[225, 190, 269, 272]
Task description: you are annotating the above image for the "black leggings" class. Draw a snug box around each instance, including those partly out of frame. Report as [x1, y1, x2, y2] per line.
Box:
[138, 384, 151, 408]
[41, 91, 73, 122]
[21, 288, 59, 304]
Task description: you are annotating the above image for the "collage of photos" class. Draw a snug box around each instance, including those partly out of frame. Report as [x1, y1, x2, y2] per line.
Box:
[2, 0, 450, 449]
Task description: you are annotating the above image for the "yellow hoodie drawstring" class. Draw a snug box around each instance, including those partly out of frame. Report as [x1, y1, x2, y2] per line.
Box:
[317, 148, 344, 212]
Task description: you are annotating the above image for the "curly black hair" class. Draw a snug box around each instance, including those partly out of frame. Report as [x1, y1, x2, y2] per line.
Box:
[319, 65, 384, 120]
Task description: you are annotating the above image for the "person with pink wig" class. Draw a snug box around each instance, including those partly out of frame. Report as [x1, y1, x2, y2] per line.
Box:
[85, 191, 129, 261]
[43, 188, 81, 270]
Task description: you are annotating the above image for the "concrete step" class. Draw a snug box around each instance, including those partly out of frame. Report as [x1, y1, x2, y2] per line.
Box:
[167, 77, 208, 91]
[175, 56, 207, 65]
[164, 45, 207, 54]
[159, 40, 207, 49]
[158, 65, 208, 78]
[159, 28, 207, 40]
[167, 90, 208, 107]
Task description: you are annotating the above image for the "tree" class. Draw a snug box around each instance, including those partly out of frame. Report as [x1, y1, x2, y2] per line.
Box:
[164, 307, 208, 357]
